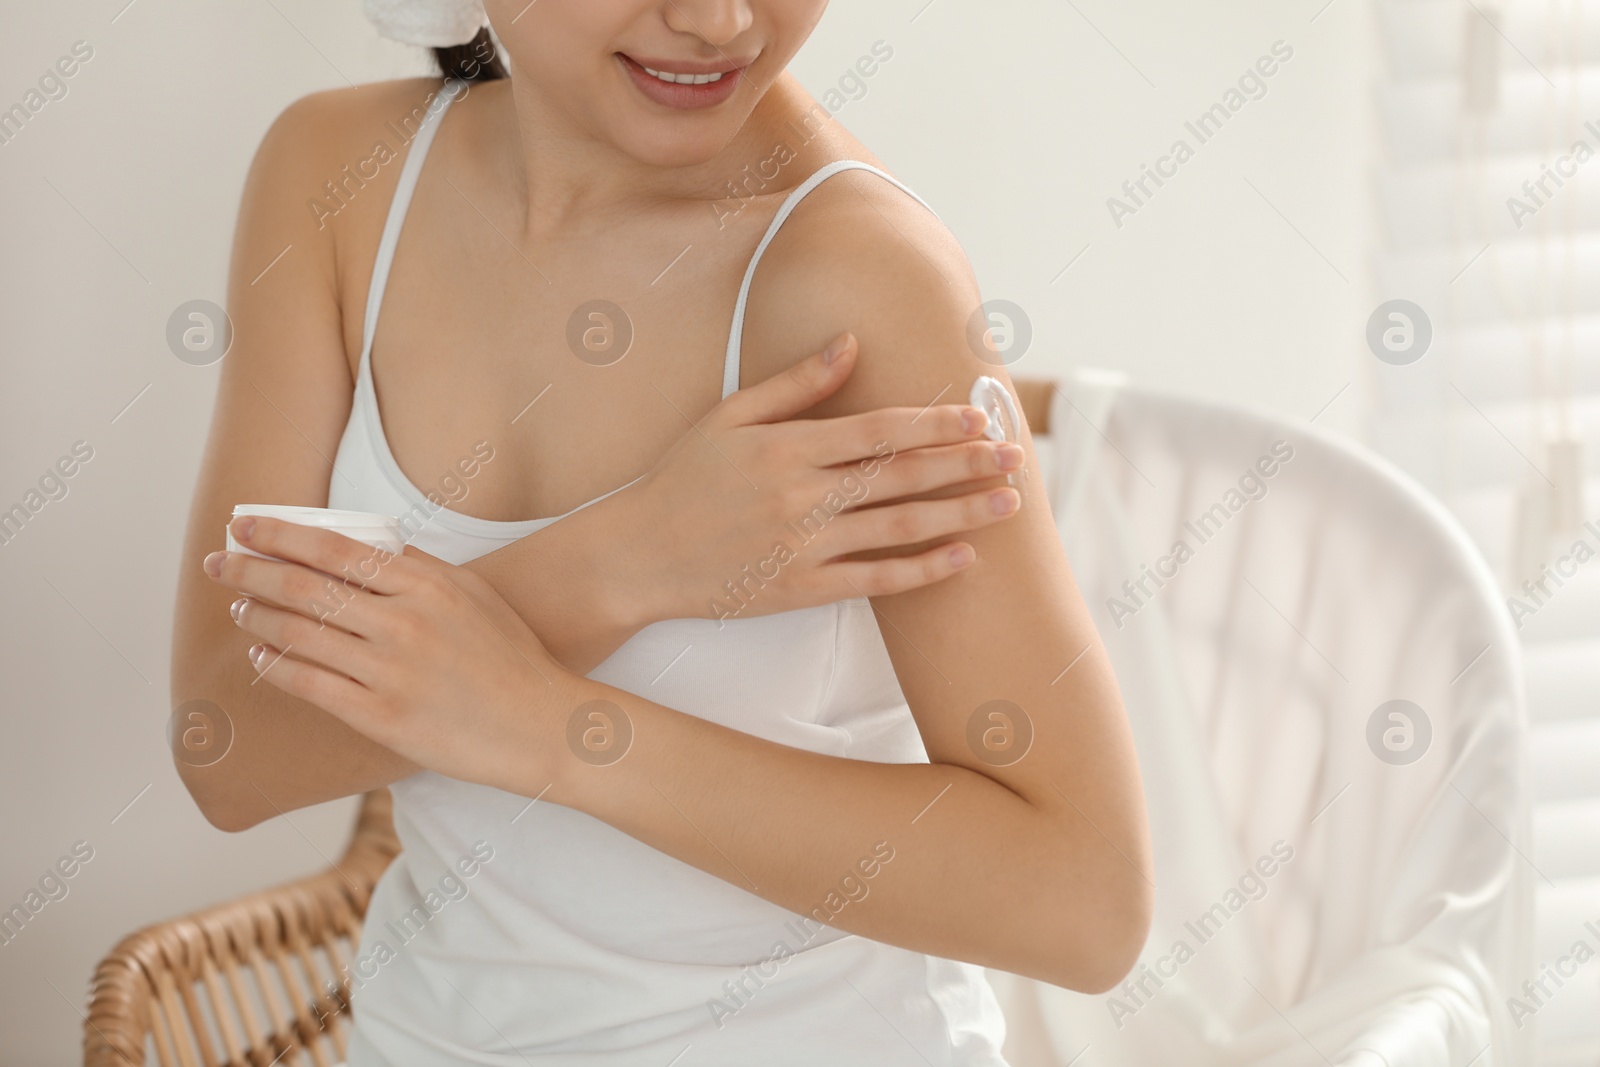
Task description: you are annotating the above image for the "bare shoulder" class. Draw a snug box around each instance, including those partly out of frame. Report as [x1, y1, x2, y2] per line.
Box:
[240, 76, 452, 241]
[738, 164, 994, 416]
[248, 77, 447, 186]
[211, 76, 458, 458]
[231, 77, 460, 379]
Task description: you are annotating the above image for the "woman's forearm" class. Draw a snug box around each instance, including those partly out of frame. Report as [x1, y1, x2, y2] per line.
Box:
[461, 345, 1027, 675]
[462, 488, 658, 675]
[172, 616, 420, 831]
[529, 676, 1148, 993]
[174, 516, 619, 831]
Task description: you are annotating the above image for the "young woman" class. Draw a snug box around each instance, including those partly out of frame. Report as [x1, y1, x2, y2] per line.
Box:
[171, 3, 1152, 1063]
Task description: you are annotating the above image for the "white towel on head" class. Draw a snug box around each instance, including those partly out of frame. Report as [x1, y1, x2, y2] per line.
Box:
[363, 0, 488, 47]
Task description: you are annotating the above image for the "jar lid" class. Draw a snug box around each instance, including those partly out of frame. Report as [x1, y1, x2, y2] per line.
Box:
[230, 504, 401, 529]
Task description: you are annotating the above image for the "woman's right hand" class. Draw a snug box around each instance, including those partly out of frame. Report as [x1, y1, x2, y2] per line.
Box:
[616, 331, 1024, 628]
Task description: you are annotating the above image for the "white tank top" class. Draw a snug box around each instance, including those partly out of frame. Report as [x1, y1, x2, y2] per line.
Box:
[333, 79, 1010, 1067]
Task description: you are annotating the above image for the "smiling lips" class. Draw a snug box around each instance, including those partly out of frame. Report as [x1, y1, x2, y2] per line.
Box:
[618, 52, 747, 109]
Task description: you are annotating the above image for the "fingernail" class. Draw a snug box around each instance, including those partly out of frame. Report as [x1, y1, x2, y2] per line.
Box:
[989, 488, 1020, 515]
[230, 598, 248, 623]
[948, 543, 975, 569]
[961, 408, 987, 435]
[823, 333, 851, 364]
[248, 644, 266, 668]
[204, 551, 226, 578]
[234, 517, 256, 542]
[996, 444, 1024, 471]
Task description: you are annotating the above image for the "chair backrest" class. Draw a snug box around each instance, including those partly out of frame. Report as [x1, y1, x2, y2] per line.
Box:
[1006, 371, 1534, 1065]
[83, 790, 400, 1067]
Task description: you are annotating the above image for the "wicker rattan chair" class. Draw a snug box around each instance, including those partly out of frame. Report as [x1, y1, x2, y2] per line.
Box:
[83, 790, 400, 1067]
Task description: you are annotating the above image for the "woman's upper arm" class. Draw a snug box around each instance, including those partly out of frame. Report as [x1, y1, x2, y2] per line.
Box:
[171, 87, 413, 825]
[740, 172, 1151, 919]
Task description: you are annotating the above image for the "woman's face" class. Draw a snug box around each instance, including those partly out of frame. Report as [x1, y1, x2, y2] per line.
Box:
[484, 0, 829, 168]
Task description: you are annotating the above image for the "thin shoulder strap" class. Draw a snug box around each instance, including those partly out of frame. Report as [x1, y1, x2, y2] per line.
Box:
[360, 79, 466, 369]
[721, 160, 939, 399]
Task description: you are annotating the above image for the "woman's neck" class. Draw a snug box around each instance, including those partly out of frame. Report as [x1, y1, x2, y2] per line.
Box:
[477, 69, 829, 240]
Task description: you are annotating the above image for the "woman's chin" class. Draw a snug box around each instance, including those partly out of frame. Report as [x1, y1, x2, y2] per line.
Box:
[604, 122, 744, 172]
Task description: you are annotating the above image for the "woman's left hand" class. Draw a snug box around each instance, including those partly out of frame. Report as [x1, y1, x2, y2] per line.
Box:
[203, 514, 574, 792]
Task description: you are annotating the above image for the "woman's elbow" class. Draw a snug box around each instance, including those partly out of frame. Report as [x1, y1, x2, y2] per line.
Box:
[174, 759, 270, 832]
[1029, 862, 1154, 994]
[170, 665, 269, 832]
[1074, 874, 1155, 993]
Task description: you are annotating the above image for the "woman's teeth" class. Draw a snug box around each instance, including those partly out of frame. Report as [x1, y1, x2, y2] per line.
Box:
[642, 66, 725, 85]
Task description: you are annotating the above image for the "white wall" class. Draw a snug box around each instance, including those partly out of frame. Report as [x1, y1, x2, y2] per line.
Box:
[0, 1, 1373, 1062]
